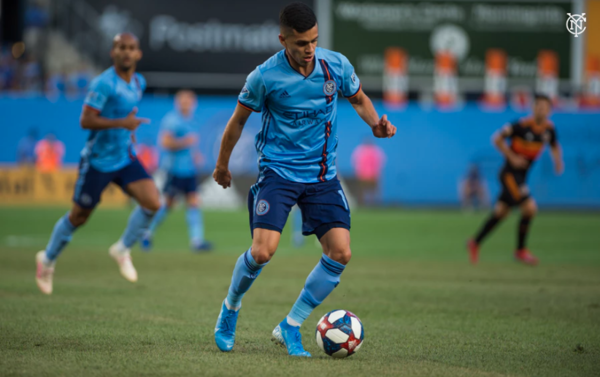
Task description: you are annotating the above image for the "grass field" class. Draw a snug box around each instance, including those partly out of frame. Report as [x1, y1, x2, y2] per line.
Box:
[1, 206, 599, 377]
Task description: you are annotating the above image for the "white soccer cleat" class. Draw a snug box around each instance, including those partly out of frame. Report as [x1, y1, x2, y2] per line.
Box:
[36, 251, 55, 295]
[109, 241, 138, 283]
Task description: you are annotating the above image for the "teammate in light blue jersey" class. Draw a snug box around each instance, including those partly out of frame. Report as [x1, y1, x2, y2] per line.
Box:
[35, 33, 161, 295]
[213, 3, 397, 356]
[141, 90, 212, 252]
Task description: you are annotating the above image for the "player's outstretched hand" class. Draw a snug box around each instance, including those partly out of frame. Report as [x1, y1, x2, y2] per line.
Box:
[213, 166, 232, 189]
[372, 114, 396, 138]
[122, 107, 151, 131]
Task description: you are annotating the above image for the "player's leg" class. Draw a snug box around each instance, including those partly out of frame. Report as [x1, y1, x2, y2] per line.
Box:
[215, 170, 299, 352]
[110, 160, 160, 282]
[467, 200, 510, 263]
[291, 205, 304, 248]
[36, 161, 110, 294]
[515, 197, 539, 265]
[184, 177, 212, 252]
[272, 178, 351, 357]
[468, 170, 518, 264]
[141, 194, 174, 251]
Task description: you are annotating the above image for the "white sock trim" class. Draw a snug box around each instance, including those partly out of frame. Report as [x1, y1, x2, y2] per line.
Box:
[286, 316, 302, 327]
[224, 298, 241, 311]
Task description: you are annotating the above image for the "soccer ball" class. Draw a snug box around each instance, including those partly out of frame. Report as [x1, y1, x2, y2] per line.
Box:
[315, 309, 364, 358]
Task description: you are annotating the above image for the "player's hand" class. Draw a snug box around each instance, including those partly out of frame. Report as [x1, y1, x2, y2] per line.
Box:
[554, 160, 564, 175]
[508, 154, 528, 169]
[121, 107, 150, 131]
[372, 114, 396, 138]
[213, 166, 232, 189]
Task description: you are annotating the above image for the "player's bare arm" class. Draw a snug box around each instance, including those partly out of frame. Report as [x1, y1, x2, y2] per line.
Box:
[348, 89, 397, 138]
[493, 125, 527, 169]
[161, 132, 198, 151]
[213, 104, 252, 188]
[550, 142, 564, 175]
[80, 106, 150, 131]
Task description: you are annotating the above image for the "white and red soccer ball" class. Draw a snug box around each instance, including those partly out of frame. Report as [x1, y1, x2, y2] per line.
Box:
[316, 310, 364, 358]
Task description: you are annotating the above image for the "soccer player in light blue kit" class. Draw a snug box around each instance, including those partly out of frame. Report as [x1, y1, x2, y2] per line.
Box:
[141, 90, 212, 252]
[35, 33, 161, 295]
[213, 3, 396, 356]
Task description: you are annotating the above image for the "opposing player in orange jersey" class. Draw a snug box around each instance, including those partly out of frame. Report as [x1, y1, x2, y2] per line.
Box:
[467, 94, 564, 265]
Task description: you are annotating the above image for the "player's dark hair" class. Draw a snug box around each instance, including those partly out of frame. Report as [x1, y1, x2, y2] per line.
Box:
[534, 93, 552, 105]
[280, 3, 317, 33]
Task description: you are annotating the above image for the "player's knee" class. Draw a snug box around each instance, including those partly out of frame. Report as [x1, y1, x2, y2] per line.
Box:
[69, 211, 90, 227]
[523, 202, 537, 217]
[143, 198, 162, 213]
[327, 246, 352, 265]
[250, 244, 276, 264]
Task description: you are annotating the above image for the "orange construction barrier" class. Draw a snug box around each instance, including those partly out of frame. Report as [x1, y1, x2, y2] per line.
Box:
[580, 55, 600, 108]
[433, 51, 458, 107]
[536, 50, 559, 102]
[383, 47, 408, 108]
[482, 49, 507, 108]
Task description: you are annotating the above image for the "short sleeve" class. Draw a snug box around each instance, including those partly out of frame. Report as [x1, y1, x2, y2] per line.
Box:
[340, 55, 361, 98]
[238, 68, 266, 112]
[84, 77, 112, 111]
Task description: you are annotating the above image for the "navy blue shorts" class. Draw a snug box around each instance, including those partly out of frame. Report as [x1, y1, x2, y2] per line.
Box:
[248, 169, 351, 239]
[163, 174, 198, 197]
[73, 158, 151, 209]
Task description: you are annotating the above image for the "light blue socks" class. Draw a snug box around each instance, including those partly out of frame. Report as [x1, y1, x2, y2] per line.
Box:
[287, 254, 345, 326]
[225, 248, 268, 309]
[121, 206, 156, 248]
[147, 204, 168, 234]
[186, 207, 204, 244]
[45, 213, 77, 261]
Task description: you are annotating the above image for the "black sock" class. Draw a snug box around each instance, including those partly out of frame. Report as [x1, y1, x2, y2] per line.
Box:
[517, 216, 532, 250]
[474, 214, 502, 244]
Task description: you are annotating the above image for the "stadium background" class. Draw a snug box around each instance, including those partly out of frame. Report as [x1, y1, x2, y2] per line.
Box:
[1, 1, 599, 376]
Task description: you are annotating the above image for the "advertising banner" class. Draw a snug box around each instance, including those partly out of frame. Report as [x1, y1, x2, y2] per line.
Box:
[332, 0, 573, 81]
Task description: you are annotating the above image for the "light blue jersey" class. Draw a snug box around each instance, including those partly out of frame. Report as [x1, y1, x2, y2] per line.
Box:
[238, 47, 361, 183]
[82, 67, 146, 172]
[160, 111, 199, 177]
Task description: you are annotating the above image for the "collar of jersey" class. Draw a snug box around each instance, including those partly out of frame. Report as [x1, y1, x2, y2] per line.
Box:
[283, 49, 319, 80]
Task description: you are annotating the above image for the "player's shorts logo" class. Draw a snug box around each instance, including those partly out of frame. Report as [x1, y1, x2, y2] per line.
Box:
[256, 199, 270, 216]
[80, 193, 92, 206]
[323, 80, 337, 96]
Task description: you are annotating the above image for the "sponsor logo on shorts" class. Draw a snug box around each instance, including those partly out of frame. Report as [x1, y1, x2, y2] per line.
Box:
[256, 199, 270, 216]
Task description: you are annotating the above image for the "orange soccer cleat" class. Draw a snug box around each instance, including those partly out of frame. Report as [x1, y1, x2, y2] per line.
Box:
[515, 249, 539, 266]
[467, 239, 479, 265]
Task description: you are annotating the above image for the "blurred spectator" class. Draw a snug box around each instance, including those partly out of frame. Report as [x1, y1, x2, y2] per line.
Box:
[46, 70, 67, 97]
[459, 164, 490, 211]
[0, 47, 18, 90]
[67, 63, 94, 97]
[137, 139, 159, 175]
[20, 54, 43, 91]
[25, 0, 50, 29]
[35, 133, 65, 173]
[351, 139, 386, 206]
[17, 128, 39, 166]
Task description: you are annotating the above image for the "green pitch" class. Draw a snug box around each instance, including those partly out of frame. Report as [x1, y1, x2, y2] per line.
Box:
[1, 206, 599, 377]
